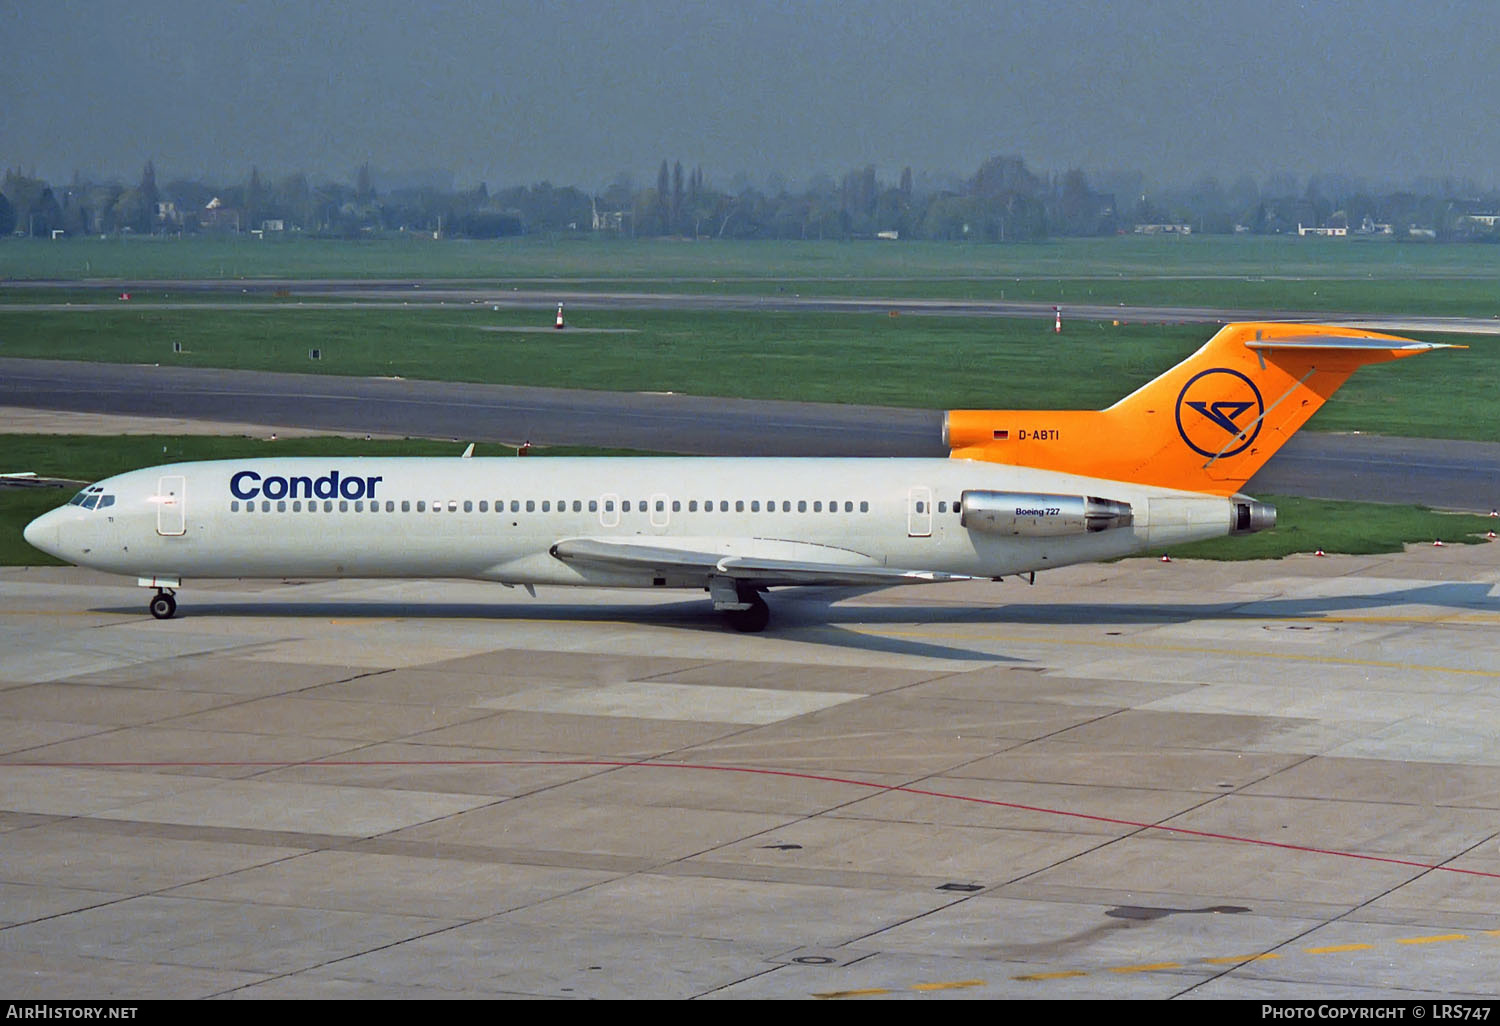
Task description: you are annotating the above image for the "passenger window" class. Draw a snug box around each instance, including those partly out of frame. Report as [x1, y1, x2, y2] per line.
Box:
[844, 501, 853, 512]
[478, 501, 487, 512]
[623, 500, 632, 513]
[938, 501, 947, 513]
[263, 501, 273, 512]
[689, 500, 698, 512]
[448, 500, 458, 512]
[279, 501, 288, 512]
[751, 500, 760, 512]
[416, 501, 426, 512]
[339, 501, 349, 512]
[605, 499, 615, 512]
[782, 500, 791, 512]
[230, 501, 239, 512]
[719, 500, 728, 512]
[573, 500, 583, 512]
[860, 501, 869, 512]
[671, 500, 680, 512]
[814, 501, 822, 512]
[656, 500, 665, 512]
[542, 500, 551, 512]
[798, 500, 807, 512]
[511, 500, 520, 512]
[526, 500, 535, 512]
[588, 499, 598, 512]
[402, 500, 411, 512]
[953, 500, 962, 514]
[464, 500, 473, 513]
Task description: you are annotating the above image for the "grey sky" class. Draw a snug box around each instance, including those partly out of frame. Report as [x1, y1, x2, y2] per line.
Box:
[4, 0, 1497, 192]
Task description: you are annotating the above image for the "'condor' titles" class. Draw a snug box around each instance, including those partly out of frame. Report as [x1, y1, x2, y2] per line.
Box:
[230, 470, 383, 501]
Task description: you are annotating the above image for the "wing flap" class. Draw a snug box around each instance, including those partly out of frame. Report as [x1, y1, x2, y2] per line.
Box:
[550, 537, 970, 587]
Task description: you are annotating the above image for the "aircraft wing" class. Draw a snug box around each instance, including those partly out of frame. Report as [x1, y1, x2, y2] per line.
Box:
[550, 537, 972, 588]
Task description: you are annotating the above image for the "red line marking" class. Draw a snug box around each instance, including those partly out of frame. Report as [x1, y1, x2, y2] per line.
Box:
[8, 758, 1500, 880]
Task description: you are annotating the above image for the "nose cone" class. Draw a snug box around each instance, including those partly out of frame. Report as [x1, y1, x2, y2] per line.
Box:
[23, 507, 65, 560]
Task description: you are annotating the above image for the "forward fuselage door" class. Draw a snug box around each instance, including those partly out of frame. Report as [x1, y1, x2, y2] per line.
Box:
[156, 476, 186, 537]
[907, 486, 932, 537]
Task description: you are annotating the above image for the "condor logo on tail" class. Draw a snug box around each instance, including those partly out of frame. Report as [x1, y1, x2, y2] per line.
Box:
[1175, 368, 1264, 459]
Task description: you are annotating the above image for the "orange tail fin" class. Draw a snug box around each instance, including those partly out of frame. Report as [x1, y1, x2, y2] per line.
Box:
[944, 322, 1459, 495]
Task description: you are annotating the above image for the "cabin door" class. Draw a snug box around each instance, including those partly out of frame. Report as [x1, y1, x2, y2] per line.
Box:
[156, 476, 186, 537]
[907, 486, 932, 537]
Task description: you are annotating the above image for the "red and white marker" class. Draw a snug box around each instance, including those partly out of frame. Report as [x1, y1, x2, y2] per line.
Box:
[1054, 305, 1061, 334]
[555, 303, 565, 330]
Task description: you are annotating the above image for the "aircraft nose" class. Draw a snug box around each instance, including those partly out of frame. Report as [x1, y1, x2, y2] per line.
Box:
[23, 508, 64, 559]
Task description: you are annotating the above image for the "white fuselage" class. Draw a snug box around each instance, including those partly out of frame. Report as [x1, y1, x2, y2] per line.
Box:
[25, 456, 1245, 591]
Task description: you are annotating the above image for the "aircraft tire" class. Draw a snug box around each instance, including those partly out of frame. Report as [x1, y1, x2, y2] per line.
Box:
[149, 593, 177, 620]
[725, 594, 770, 633]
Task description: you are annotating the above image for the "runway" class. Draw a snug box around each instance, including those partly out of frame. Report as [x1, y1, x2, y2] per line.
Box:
[3, 545, 1499, 998]
[3, 356, 1498, 510]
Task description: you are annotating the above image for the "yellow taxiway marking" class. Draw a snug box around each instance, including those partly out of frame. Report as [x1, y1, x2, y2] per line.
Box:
[813, 988, 893, 999]
[1397, 933, 1469, 945]
[910, 980, 985, 992]
[1203, 953, 1281, 964]
[1304, 944, 1375, 954]
[1109, 962, 1184, 974]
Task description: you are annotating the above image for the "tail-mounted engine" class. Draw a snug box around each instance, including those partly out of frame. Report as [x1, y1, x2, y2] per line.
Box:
[961, 491, 1134, 537]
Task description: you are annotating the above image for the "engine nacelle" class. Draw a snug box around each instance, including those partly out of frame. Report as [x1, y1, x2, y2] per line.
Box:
[961, 490, 1134, 537]
[1231, 498, 1277, 535]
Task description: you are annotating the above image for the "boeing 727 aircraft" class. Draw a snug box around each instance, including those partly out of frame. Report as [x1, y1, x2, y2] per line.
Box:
[23, 322, 1455, 631]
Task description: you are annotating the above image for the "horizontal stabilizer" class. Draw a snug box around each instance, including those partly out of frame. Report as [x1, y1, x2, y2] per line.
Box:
[1246, 336, 1464, 354]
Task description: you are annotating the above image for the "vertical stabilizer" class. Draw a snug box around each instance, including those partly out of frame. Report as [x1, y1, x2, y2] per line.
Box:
[944, 322, 1459, 495]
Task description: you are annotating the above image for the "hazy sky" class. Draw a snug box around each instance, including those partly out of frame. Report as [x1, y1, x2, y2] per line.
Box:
[5, 0, 1498, 192]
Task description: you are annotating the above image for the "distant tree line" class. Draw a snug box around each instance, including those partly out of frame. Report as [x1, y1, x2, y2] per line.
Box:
[4, 156, 1498, 242]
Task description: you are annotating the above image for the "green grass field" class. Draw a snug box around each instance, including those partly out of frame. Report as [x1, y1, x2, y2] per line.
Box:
[6, 233, 1500, 279]
[4, 235, 1500, 316]
[0, 303, 1487, 438]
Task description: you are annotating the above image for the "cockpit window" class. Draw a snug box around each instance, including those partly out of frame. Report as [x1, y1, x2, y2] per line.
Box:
[68, 486, 114, 511]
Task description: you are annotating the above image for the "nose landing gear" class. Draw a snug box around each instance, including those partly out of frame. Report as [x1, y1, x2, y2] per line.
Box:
[149, 589, 177, 620]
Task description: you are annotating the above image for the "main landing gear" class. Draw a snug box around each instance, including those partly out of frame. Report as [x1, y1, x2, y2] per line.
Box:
[148, 589, 177, 620]
[722, 589, 770, 633]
